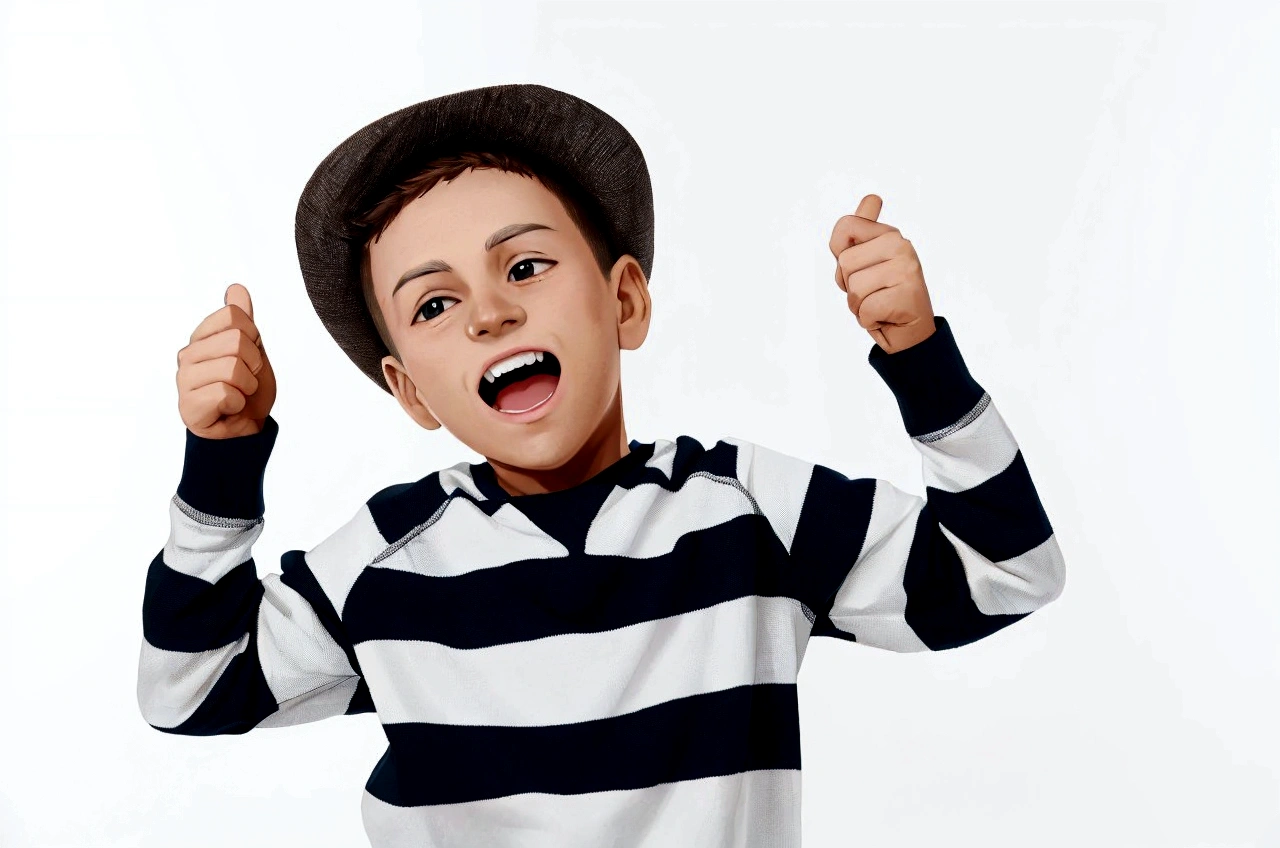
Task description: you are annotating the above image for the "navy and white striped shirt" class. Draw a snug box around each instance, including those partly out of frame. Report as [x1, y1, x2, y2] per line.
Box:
[138, 316, 1065, 847]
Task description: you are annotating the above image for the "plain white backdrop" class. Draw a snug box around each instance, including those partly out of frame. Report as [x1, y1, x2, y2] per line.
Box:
[2, 0, 1277, 845]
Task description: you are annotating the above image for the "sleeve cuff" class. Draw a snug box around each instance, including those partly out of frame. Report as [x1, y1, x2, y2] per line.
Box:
[176, 415, 280, 520]
[866, 316, 986, 438]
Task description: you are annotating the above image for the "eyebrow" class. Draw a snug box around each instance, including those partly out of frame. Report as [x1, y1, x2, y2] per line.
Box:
[390, 222, 555, 298]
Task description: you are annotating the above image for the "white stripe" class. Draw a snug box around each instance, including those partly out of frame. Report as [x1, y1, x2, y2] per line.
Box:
[255, 676, 361, 728]
[381, 500, 569, 579]
[584, 476, 754, 559]
[913, 398, 1020, 493]
[939, 524, 1066, 615]
[645, 438, 678, 480]
[724, 438, 814, 553]
[163, 496, 261, 582]
[307, 504, 388, 617]
[827, 479, 930, 652]
[257, 572, 356, 703]
[438, 462, 487, 500]
[355, 595, 810, 727]
[360, 769, 801, 848]
[136, 633, 250, 728]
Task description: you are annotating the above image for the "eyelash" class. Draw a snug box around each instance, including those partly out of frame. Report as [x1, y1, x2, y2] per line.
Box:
[413, 257, 556, 324]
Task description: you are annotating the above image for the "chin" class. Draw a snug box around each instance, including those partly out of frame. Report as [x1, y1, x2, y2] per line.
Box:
[485, 429, 587, 471]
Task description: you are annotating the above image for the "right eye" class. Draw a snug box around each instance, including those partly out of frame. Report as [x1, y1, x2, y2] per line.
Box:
[415, 296, 458, 323]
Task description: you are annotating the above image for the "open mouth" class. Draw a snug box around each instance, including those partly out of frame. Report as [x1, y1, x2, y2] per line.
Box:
[478, 350, 562, 413]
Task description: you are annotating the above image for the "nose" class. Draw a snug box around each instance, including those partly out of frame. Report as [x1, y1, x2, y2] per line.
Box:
[466, 288, 526, 339]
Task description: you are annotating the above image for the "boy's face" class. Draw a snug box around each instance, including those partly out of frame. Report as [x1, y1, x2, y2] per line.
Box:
[369, 167, 649, 474]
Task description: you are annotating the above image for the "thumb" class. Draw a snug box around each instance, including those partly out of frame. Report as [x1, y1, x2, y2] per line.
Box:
[224, 283, 254, 321]
[854, 194, 882, 222]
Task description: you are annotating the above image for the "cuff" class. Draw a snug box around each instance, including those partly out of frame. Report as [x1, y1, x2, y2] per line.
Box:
[866, 316, 986, 438]
[176, 415, 280, 520]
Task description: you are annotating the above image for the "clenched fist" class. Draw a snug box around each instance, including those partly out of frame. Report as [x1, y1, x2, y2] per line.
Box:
[176, 283, 277, 439]
[830, 194, 936, 354]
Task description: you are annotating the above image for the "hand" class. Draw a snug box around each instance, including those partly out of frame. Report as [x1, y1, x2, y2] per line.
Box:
[176, 283, 277, 438]
[829, 194, 936, 354]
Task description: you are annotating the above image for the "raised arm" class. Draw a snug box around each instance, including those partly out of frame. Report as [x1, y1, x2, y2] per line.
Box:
[137, 416, 375, 734]
[138, 284, 373, 734]
[730, 315, 1065, 653]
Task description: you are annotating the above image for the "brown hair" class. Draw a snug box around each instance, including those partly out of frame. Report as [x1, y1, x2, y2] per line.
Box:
[351, 150, 616, 361]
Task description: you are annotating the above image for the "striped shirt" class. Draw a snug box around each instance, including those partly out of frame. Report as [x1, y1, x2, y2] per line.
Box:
[137, 315, 1065, 847]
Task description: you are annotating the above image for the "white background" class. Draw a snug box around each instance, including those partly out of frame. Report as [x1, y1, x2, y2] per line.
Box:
[3, 1, 1278, 845]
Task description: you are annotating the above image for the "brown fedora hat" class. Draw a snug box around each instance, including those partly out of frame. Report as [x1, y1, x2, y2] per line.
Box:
[293, 83, 655, 394]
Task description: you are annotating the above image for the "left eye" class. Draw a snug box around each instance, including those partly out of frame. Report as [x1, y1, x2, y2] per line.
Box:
[417, 296, 459, 322]
[509, 258, 555, 282]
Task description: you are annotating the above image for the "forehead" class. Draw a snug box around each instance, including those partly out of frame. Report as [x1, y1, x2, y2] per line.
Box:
[369, 168, 568, 286]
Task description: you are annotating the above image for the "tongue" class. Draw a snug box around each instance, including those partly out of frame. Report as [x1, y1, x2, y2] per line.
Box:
[495, 373, 559, 413]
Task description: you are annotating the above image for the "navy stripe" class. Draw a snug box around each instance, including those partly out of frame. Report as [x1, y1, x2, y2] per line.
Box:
[677, 435, 738, 482]
[279, 550, 364, 676]
[788, 464, 876, 617]
[925, 450, 1054, 562]
[811, 503, 1030, 650]
[366, 683, 800, 807]
[343, 514, 792, 649]
[808, 614, 858, 644]
[151, 628, 280, 736]
[176, 415, 279, 520]
[866, 316, 986, 438]
[142, 552, 264, 653]
[345, 678, 376, 715]
[902, 502, 1030, 650]
[366, 479, 449, 547]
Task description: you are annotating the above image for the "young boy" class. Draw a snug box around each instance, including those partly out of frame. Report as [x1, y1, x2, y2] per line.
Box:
[139, 84, 1066, 847]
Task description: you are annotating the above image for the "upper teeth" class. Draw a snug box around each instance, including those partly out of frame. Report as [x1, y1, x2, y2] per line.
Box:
[484, 350, 545, 383]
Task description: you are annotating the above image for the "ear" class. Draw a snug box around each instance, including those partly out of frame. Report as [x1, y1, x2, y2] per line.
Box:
[382, 355, 443, 430]
[611, 255, 652, 351]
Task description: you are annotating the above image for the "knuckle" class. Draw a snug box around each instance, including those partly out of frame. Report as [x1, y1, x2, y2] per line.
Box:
[234, 357, 257, 391]
[220, 382, 242, 410]
[222, 355, 242, 382]
[240, 333, 262, 367]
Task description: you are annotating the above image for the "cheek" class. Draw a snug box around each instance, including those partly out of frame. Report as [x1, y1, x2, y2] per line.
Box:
[403, 358, 458, 409]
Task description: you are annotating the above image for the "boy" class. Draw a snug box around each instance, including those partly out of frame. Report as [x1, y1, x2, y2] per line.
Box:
[139, 84, 1066, 847]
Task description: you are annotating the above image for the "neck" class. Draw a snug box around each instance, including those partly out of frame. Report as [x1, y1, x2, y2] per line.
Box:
[487, 388, 630, 497]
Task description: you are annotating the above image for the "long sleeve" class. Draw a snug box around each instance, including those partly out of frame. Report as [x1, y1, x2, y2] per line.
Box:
[137, 415, 376, 735]
[729, 315, 1066, 653]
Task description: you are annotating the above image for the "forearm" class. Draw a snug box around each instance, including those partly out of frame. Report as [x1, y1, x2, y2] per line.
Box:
[137, 418, 287, 735]
[820, 316, 1066, 650]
